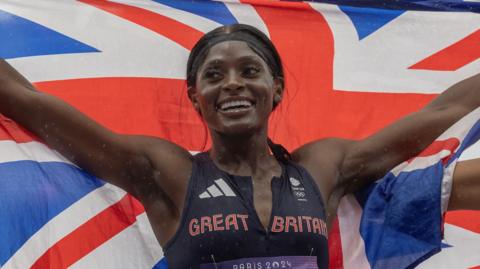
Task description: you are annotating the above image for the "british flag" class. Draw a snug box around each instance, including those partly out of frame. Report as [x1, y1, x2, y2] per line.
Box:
[0, 1, 479, 268]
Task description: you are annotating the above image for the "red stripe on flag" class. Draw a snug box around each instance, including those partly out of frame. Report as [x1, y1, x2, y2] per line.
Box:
[34, 77, 206, 151]
[446, 210, 480, 234]
[407, 138, 460, 163]
[242, 0, 315, 9]
[328, 218, 344, 269]
[244, 0, 436, 152]
[31, 194, 145, 269]
[0, 114, 39, 143]
[469, 266, 480, 269]
[410, 29, 480, 71]
[79, 0, 204, 50]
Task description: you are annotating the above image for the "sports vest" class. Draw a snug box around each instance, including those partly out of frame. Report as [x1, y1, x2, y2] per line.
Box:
[163, 152, 329, 268]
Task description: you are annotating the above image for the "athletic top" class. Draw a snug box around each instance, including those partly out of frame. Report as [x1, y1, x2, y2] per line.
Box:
[163, 152, 329, 269]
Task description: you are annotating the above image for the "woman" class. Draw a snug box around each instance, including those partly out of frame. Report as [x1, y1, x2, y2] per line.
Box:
[0, 24, 479, 268]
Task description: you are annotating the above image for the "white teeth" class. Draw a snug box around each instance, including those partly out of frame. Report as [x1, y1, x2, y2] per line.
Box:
[219, 100, 252, 110]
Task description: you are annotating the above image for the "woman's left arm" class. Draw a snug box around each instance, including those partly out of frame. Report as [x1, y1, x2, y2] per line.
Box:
[448, 158, 480, 211]
[339, 73, 480, 193]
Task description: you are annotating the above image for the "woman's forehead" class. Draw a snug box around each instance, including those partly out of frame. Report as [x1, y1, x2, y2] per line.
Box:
[202, 40, 266, 65]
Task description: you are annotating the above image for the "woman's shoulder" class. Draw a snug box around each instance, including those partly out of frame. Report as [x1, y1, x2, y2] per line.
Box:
[291, 137, 353, 167]
[290, 138, 355, 204]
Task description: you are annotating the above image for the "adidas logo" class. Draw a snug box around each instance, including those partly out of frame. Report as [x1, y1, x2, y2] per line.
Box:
[199, 178, 236, 199]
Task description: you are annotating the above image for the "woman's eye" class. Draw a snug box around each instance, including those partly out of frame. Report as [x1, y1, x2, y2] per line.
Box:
[243, 66, 260, 77]
[204, 70, 222, 80]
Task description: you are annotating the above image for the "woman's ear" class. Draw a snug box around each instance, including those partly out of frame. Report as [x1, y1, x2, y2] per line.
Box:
[273, 77, 284, 109]
[187, 86, 201, 114]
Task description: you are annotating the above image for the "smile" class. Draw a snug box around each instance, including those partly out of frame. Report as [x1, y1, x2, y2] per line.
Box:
[216, 98, 255, 113]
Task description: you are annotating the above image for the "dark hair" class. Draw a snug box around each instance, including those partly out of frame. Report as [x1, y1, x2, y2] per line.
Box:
[186, 23, 290, 163]
[186, 24, 284, 93]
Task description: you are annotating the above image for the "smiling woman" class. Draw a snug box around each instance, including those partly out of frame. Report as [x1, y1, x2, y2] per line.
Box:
[189, 41, 280, 136]
[0, 23, 480, 269]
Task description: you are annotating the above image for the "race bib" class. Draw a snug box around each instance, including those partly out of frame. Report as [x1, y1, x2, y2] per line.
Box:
[199, 256, 318, 269]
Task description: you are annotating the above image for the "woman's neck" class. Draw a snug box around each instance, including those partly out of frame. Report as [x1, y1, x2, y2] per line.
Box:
[209, 129, 275, 176]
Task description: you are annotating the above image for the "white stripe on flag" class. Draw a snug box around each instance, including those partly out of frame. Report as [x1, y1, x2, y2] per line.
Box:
[70, 213, 163, 269]
[312, 2, 480, 94]
[390, 149, 453, 176]
[110, 0, 222, 33]
[224, 1, 271, 37]
[2, 184, 126, 269]
[1, 0, 188, 82]
[459, 142, 480, 161]
[0, 140, 73, 164]
[337, 194, 371, 269]
[417, 224, 480, 268]
[391, 107, 480, 176]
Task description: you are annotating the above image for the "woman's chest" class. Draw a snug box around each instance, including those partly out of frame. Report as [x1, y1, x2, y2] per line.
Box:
[186, 174, 328, 240]
[163, 161, 330, 268]
[167, 176, 328, 267]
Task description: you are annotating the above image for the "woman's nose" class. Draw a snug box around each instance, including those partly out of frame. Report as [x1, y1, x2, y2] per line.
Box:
[223, 71, 244, 92]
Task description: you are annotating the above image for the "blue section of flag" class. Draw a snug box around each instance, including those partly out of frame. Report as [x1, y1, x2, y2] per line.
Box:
[305, 0, 480, 12]
[152, 0, 238, 25]
[359, 164, 444, 269]
[357, 116, 480, 269]
[339, 6, 405, 40]
[152, 258, 168, 269]
[441, 242, 452, 248]
[0, 10, 99, 59]
[0, 161, 104, 266]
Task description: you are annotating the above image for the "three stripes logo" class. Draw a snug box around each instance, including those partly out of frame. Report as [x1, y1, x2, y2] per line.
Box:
[199, 178, 236, 199]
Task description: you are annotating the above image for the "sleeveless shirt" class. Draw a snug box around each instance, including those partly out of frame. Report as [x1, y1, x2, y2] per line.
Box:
[163, 152, 329, 269]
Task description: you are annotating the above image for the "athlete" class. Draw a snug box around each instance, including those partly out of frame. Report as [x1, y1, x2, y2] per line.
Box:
[0, 24, 479, 268]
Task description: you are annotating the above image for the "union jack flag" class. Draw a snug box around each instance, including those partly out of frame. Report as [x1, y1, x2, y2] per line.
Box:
[0, 1, 479, 268]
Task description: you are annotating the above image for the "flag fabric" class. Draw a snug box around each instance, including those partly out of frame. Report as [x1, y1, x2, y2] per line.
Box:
[336, 108, 480, 269]
[0, 1, 479, 268]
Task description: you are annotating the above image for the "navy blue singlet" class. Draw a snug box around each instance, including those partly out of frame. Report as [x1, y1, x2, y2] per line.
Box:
[163, 152, 329, 269]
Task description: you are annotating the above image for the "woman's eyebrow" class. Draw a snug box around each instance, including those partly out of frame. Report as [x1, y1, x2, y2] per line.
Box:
[202, 59, 224, 68]
[202, 55, 263, 69]
[237, 55, 263, 63]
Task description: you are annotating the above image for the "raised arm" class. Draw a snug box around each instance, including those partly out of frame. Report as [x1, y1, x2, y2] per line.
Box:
[0, 59, 192, 206]
[338, 73, 480, 192]
[294, 73, 480, 208]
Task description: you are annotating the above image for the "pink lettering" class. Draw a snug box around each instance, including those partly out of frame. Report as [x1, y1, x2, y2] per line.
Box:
[321, 219, 328, 238]
[237, 214, 249, 231]
[267, 215, 328, 238]
[303, 216, 312, 233]
[271, 216, 285, 232]
[200, 216, 212, 234]
[225, 214, 239, 230]
[312, 218, 321, 235]
[311, 217, 328, 237]
[189, 218, 200, 236]
[285, 216, 298, 232]
[297, 216, 303, 232]
[212, 214, 225, 231]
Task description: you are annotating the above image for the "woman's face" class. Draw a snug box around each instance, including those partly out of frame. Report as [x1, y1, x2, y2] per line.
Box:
[191, 40, 282, 136]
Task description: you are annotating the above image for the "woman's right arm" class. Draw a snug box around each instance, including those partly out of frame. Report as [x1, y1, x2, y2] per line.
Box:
[0, 59, 192, 207]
